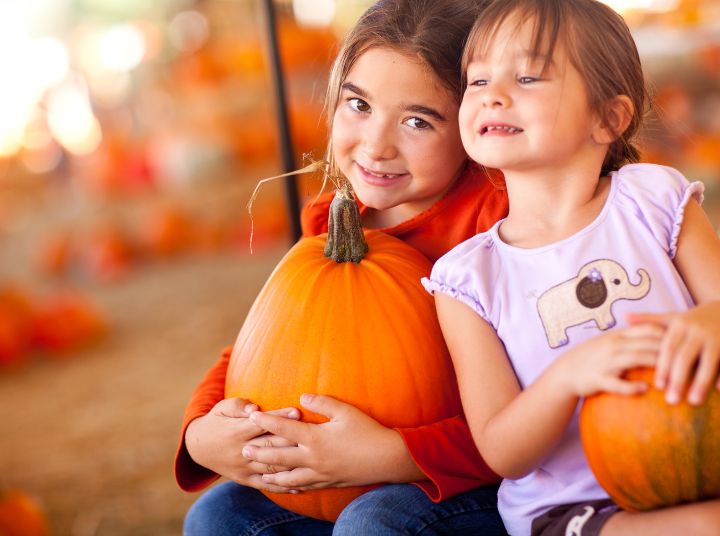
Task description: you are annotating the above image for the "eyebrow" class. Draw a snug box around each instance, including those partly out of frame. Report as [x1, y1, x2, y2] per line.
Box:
[341, 82, 447, 122]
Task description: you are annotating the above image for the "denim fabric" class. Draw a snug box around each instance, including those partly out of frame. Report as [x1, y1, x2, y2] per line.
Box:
[183, 483, 333, 536]
[334, 484, 506, 536]
[184, 482, 506, 536]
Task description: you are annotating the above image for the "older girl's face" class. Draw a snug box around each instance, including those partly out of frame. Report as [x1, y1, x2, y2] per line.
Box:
[331, 47, 467, 228]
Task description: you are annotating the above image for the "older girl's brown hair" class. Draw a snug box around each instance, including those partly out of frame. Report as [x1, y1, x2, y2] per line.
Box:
[462, 0, 650, 176]
[323, 0, 487, 177]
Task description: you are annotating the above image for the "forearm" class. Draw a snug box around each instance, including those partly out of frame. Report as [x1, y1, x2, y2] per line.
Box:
[381, 429, 425, 484]
[176, 415, 221, 491]
[175, 347, 233, 489]
[472, 362, 578, 479]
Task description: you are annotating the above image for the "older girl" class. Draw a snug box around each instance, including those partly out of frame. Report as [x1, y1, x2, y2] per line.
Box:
[177, 1, 509, 534]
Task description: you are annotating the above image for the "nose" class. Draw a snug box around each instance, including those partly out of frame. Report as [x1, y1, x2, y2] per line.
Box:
[482, 82, 511, 109]
[361, 117, 398, 160]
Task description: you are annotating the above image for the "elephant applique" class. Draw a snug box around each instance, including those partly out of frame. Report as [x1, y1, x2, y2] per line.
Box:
[537, 259, 651, 348]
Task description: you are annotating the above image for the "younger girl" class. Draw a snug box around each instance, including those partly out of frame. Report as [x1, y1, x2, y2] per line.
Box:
[177, 1, 509, 534]
[425, 0, 720, 535]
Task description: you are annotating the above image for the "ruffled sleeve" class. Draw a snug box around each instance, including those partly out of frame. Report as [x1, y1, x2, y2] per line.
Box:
[421, 233, 496, 324]
[614, 163, 704, 259]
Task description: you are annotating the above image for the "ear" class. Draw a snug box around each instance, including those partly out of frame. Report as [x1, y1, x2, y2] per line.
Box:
[592, 95, 634, 145]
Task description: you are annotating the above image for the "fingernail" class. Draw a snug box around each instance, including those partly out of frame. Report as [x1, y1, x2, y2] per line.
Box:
[688, 392, 701, 406]
[242, 447, 253, 458]
[287, 408, 300, 419]
[289, 490, 299, 494]
[249, 412, 259, 423]
[262, 475, 271, 482]
[300, 394, 313, 405]
[666, 391, 679, 405]
[244, 403, 258, 413]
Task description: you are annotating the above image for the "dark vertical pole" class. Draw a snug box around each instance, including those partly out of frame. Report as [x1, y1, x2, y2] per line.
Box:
[260, 0, 303, 243]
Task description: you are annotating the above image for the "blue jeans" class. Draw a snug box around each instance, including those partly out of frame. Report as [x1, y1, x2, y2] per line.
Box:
[184, 482, 506, 536]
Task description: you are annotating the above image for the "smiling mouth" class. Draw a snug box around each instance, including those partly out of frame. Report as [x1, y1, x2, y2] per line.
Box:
[481, 125, 524, 135]
[357, 164, 406, 179]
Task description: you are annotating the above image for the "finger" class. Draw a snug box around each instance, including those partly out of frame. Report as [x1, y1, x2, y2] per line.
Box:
[615, 349, 658, 372]
[262, 467, 322, 489]
[687, 341, 720, 405]
[620, 323, 666, 341]
[245, 459, 293, 474]
[250, 411, 310, 443]
[601, 377, 649, 396]
[613, 337, 663, 357]
[654, 324, 685, 390]
[244, 474, 299, 494]
[243, 445, 305, 470]
[665, 333, 702, 405]
[246, 435, 297, 449]
[266, 407, 301, 420]
[216, 398, 254, 418]
[300, 393, 350, 421]
[626, 312, 672, 327]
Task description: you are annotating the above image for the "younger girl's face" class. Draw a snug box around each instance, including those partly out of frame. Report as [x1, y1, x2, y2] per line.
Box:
[331, 47, 467, 226]
[460, 15, 604, 175]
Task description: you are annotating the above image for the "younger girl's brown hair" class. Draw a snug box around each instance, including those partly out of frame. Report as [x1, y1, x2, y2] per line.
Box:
[462, 0, 650, 176]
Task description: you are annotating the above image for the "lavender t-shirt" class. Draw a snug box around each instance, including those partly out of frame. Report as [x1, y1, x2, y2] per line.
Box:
[423, 163, 704, 535]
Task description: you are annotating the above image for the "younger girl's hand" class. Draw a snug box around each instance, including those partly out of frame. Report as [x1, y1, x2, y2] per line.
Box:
[185, 398, 300, 492]
[242, 394, 423, 491]
[554, 324, 664, 398]
[628, 302, 720, 405]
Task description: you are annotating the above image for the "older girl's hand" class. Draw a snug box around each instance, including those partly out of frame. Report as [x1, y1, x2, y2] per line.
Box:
[242, 394, 423, 491]
[628, 302, 720, 406]
[185, 398, 299, 493]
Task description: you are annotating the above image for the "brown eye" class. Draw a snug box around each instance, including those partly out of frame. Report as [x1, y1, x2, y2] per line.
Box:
[405, 117, 431, 130]
[348, 98, 370, 113]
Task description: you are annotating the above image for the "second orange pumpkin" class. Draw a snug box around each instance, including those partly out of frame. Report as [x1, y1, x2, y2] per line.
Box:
[580, 367, 720, 511]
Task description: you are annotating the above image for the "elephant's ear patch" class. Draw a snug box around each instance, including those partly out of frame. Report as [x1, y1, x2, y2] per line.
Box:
[576, 276, 607, 308]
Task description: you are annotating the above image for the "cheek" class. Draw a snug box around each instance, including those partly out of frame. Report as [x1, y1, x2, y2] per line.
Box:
[415, 133, 466, 180]
[458, 102, 476, 145]
[331, 115, 354, 160]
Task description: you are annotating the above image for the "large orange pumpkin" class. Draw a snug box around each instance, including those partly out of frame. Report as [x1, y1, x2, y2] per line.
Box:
[580, 367, 720, 511]
[225, 186, 462, 521]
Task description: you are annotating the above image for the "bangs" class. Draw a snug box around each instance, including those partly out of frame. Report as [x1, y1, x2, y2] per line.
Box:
[462, 0, 564, 77]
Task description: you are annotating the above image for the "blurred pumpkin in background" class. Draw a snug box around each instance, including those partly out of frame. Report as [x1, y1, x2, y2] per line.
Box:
[0, 489, 50, 536]
[0, 286, 35, 366]
[32, 291, 106, 354]
[37, 232, 74, 278]
[81, 226, 135, 282]
[139, 204, 195, 258]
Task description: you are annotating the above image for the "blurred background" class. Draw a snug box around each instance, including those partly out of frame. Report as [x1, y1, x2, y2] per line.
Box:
[0, 0, 718, 534]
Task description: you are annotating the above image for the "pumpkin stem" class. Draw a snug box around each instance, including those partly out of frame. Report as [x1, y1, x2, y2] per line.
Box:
[324, 183, 368, 263]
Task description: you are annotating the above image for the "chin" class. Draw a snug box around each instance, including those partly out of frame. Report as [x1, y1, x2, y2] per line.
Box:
[353, 191, 397, 212]
[469, 153, 512, 170]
